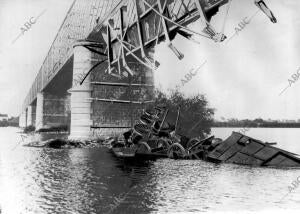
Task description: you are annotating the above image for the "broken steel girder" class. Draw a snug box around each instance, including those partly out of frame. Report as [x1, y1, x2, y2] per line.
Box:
[254, 0, 277, 23]
[98, 0, 229, 76]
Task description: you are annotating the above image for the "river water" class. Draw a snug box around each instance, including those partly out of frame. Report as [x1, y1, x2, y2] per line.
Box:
[0, 127, 300, 214]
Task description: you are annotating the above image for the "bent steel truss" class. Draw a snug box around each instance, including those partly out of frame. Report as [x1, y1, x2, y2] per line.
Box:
[92, 0, 229, 77]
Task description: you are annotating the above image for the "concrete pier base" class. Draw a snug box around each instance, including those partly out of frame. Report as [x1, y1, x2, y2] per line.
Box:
[26, 105, 35, 127]
[68, 40, 102, 140]
[19, 111, 27, 128]
[34, 92, 70, 131]
[35, 92, 44, 130]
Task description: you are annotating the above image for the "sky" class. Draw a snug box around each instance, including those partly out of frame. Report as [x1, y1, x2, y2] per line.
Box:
[0, 0, 299, 121]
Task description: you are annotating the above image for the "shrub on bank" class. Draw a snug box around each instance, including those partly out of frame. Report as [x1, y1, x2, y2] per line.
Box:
[152, 89, 215, 139]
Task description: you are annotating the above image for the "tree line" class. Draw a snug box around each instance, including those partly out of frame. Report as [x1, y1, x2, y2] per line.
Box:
[213, 118, 300, 128]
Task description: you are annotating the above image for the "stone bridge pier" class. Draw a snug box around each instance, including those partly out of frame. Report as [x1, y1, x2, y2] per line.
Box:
[68, 40, 98, 139]
[19, 110, 27, 128]
[35, 92, 70, 130]
[19, 57, 73, 131]
[19, 39, 154, 139]
[68, 39, 154, 140]
[26, 104, 36, 127]
[19, 89, 71, 132]
[19, 104, 36, 128]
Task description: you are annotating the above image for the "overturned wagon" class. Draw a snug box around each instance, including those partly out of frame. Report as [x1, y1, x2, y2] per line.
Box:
[207, 132, 300, 167]
[110, 104, 300, 168]
[174, 131, 300, 167]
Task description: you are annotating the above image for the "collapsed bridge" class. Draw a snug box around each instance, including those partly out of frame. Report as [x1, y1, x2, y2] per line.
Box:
[19, 0, 276, 139]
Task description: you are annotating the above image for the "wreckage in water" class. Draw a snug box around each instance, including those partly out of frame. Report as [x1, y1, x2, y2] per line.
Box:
[109, 105, 300, 168]
[207, 132, 300, 167]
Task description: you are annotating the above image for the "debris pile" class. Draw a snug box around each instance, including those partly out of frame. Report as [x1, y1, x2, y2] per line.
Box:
[111, 105, 300, 168]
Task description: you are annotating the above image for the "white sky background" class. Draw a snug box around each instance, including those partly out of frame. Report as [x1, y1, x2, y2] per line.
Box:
[0, 0, 299, 121]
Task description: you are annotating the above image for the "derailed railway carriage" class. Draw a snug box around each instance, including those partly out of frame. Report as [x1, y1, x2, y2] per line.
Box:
[93, 0, 287, 167]
[110, 105, 300, 168]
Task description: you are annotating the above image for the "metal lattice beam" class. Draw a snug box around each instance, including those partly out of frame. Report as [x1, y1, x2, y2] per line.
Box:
[22, 0, 121, 111]
[22, 0, 228, 112]
[95, 0, 228, 78]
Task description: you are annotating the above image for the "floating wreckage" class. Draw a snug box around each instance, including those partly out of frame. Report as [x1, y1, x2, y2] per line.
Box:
[207, 132, 300, 167]
[110, 105, 300, 168]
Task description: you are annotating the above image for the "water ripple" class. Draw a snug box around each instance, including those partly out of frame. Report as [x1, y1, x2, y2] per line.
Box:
[1, 128, 300, 213]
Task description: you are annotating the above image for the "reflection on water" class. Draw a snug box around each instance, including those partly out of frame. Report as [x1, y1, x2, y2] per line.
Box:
[1, 127, 300, 214]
